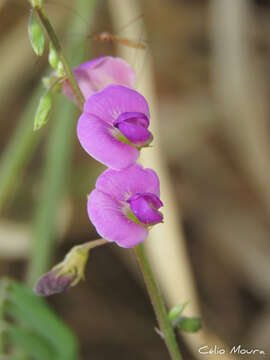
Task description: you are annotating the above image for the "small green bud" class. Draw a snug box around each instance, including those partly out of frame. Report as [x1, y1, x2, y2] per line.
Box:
[49, 43, 64, 76]
[28, 11, 45, 56]
[174, 316, 202, 333]
[34, 91, 52, 131]
[29, 0, 43, 8]
[48, 43, 59, 70]
[168, 301, 189, 322]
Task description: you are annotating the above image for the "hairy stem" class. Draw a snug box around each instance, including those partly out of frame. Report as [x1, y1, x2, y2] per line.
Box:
[133, 243, 183, 360]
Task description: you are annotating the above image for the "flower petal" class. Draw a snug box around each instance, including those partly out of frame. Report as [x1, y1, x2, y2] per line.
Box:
[127, 193, 163, 225]
[116, 122, 151, 145]
[84, 85, 150, 125]
[62, 56, 135, 102]
[88, 189, 148, 248]
[95, 164, 160, 202]
[87, 56, 135, 91]
[77, 113, 139, 169]
[114, 112, 149, 128]
[62, 58, 104, 101]
[113, 112, 151, 145]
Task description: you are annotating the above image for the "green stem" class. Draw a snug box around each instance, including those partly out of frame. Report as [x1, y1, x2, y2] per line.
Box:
[34, 7, 85, 110]
[83, 238, 109, 251]
[133, 243, 183, 360]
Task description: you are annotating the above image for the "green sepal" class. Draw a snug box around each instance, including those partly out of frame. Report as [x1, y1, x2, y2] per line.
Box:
[116, 131, 132, 146]
[28, 11, 45, 56]
[126, 208, 142, 225]
[173, 316, 202, 333]
[33, 91, 52, 131]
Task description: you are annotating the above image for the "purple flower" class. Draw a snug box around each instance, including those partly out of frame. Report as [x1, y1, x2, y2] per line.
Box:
[62, 56, 135, 103]
[77, 84, 152, 169]
[88, 164, 163, 248]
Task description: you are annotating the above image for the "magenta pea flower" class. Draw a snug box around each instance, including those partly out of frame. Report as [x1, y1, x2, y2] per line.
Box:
[77, 84, 152, 169]
[88, 164, 163, 248]
[62, 56, 135, 103]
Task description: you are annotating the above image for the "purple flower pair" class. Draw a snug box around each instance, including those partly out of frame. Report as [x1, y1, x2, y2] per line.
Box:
[65, 56, 163, 248]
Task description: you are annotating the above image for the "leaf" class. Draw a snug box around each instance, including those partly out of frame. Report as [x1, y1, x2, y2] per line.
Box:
[4, 324, 55, 360]
[168, 301, 189, 322]
[174, 316, 202, 333]
[28, 11, 45, 56]
[34, 91, 52, 131]
[0, 279, 78, 360]
[6, 280, 78, 359]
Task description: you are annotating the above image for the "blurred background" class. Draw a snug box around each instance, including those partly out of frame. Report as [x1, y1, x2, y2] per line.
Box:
[1, 0, 270, 359]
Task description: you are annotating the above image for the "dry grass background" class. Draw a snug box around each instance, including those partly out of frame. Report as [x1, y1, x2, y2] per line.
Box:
[1, 0, 270, 359]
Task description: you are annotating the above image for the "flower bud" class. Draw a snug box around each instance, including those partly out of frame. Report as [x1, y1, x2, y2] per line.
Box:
[35, 244, 90, 296]
[28, 11, 45, 56]
[35, 269, 74, 296]
[34, 91, 52, 131]
[49, 43, 64, 76]
[29, 0, 43, 9]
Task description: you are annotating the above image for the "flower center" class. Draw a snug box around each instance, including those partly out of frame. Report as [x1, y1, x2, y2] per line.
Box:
[113, 112, 152, 147]
[126, 192, 163, 226]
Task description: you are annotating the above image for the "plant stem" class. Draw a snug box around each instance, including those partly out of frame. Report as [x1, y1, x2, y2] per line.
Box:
[133, 243, 183, 360]
[83, 238, 109, 251]
[34, 7, 85, 110]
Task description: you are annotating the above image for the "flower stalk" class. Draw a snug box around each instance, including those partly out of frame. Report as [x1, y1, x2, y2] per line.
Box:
[133, 243, 183, 360]
[33, 7, 85, 110]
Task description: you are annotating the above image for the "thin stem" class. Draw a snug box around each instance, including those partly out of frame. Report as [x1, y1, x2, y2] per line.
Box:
[34, 7, 85, 110]
[83, 238, 109, 251]
[133, 243, 183, 360]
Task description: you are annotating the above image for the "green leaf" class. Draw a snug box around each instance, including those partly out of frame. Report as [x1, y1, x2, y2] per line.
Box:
[0, 355, 29, 360]
[34, 91, 52, 131]
[5, 324, 55, 360]
[6, 281, 78, 359]
[28, 11, 45, 56]
[168, 301, 189, 322]
[174, 316, 202, 333]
